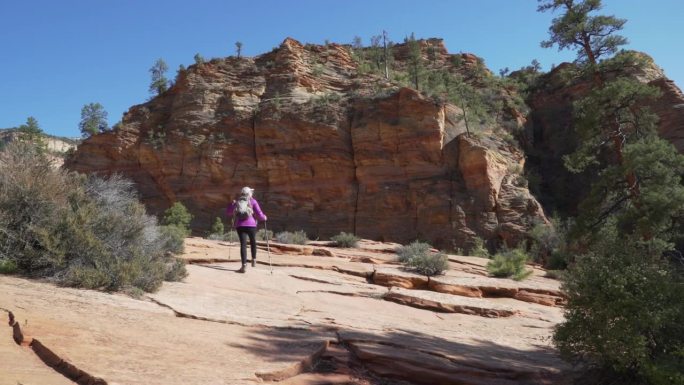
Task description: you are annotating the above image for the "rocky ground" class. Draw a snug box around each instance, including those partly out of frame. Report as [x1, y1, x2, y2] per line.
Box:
[1, 238, 571, 385]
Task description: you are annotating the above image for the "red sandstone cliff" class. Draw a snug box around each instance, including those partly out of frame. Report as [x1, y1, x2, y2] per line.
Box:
[66, 38, 545, 249]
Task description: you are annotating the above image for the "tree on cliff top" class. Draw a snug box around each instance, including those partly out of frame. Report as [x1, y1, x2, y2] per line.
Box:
[540, 1, 684, 381]
[406, 33, 426, 90]
[235, 41, 243, 59]
[149, 58, 169, 96]
[539, 0, 627, 66]
[539, 0, 684, 241]
[17, 116, 43, 142]
[79, 102, 108, 137]
[17, 116, 46, 152]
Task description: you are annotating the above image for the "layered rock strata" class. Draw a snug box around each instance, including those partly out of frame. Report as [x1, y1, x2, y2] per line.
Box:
[67, 38, 545, 249]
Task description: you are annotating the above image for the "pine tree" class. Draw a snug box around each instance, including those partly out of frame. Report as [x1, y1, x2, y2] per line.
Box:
[162, 202, 193, 236]
[211, 217, 224, 235]
[149, 58, 169, 96]
[369, 35, 382, 72]
[539, 0, 681, 240]
[442, 72, 487, 137]
[79, 103, 108, 137]
[406, 33, 425, 90]
[540, 1, 684, 380]
[235, 41, 243, 58]
[17, 116, 43, 141]
[382, 30, 391, 79]
[351, 36, 363, 50]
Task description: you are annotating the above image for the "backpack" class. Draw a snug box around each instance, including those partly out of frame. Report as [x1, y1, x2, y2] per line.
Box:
[235, 196, 253, 220]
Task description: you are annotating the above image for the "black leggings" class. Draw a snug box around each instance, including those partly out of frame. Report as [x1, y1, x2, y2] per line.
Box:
[236, 226, 257, 265]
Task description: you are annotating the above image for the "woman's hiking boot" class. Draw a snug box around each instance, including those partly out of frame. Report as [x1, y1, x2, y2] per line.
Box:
[251, 258, 256, 267]
[237, 264, 246, 273]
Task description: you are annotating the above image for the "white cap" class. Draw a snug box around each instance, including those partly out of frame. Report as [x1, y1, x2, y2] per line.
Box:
[241, 186, 254, 196]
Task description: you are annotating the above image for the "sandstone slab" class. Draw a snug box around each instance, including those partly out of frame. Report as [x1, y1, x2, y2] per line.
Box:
[384, 287, 518, 318]
[429, 275, 565, 306]
[373, 267, 429, 289]
[0, 277, 334, 385]
[1, 239, 571, 384]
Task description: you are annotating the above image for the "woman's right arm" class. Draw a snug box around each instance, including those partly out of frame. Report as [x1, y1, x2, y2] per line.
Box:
[226, 201, 236, 218]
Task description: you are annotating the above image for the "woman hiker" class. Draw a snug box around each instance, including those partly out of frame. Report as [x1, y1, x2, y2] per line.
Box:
[227, 186, 267, 273]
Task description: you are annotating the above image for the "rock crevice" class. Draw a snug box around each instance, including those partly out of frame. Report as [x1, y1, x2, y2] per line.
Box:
[4, 309, 108, 385]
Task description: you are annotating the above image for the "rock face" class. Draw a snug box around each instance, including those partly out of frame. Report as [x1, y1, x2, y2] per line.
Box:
[66, 37, 546, 249]
[526, 54, 684, 215]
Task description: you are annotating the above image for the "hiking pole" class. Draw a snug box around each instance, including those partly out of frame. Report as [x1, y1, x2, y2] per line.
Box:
[228, 215, 235, 261]
[265, 221, 272, 275]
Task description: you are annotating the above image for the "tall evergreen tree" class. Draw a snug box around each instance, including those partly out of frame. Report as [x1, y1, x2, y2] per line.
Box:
[540, 1, 684, 381]
[235, 41, 243, 58]
[382, 30, 391, 79]
[16, 116, 46, 152]
[79, 103, 108, 137]
[351, 36, 363, 50]
[406, 33, 425, 90]
[442, 72, 487, 137]
[539, 0, 680, 240]
[17, 116, 43, 141]
[149, 58, 169, 96]
[369, 35, 382, 71]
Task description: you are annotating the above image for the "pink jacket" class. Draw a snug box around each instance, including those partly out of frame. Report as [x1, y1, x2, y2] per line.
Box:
[226, 198, 267, 228]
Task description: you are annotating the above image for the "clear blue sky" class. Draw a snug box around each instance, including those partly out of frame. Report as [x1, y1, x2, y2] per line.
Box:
[1, 0, 682, 138]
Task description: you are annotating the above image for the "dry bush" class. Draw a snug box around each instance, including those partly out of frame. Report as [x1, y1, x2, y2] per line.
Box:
[0, 142, 186, 292]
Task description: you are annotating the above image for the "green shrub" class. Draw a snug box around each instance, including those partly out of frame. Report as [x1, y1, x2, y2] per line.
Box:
[0, 142, 187, 293]
[257, 228, 273, 241]
[160, 225, 186, 254]
[544, 270, 565, 280]
[408, 252, 449, 276]
[123, 286, 145, 299]
[210, 217, 224, 236]
[0, 259, 18, 274]
[554, 231, 684, 383]
[330, 232, 360, 248]
[486, 248, 532, 280]
[527, 217, 571, 268]
[226, 230, 239, 242]
[162, 202, 192, 235]
[468, 236, 490, 258]
[209, 230, 238, 242]
[397, 241, 448, 276]
[397, 241, 431, 263]
[164, 258, 188, 282]
[275, 230, 308, 245]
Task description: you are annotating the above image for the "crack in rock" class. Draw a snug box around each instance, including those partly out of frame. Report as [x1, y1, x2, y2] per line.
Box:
[4, 308, 107, 385]
[145, 296, 317, 331]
